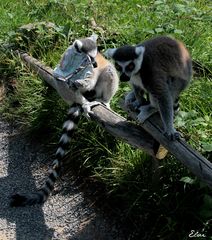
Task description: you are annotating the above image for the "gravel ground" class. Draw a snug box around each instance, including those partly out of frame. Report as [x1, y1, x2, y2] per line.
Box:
[0, 119, 124, 240]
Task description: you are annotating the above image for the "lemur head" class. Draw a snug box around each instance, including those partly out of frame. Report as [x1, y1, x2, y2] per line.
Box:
[105, 45, 145, 82]
[73, 34, 98, 67]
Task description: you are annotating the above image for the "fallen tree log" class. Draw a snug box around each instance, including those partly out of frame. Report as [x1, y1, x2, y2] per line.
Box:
[16, 51, 212, 188]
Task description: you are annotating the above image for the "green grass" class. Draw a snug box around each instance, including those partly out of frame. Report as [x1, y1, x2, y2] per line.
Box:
[0, 0, 212, 239]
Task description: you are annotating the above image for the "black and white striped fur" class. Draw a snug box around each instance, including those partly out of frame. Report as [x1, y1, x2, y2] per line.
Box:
[105, 36, 192, 140]
[10, 105, 82, 206]
[10, 34, 119, 207]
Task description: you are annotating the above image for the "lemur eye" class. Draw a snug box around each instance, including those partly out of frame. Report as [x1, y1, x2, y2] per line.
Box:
[126, 62, 135, 72]
[74, 44, 81, 53]
[115, 62, 122, 72]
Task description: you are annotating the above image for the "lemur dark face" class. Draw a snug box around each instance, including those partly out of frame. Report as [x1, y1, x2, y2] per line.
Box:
[105, 45, 145, 82]
[73, 34, 98, 68]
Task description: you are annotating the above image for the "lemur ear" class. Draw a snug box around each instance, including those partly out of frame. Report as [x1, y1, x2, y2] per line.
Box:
[104, 48, 117, 58]
[73, 40, 83, 52]
[135, 46, 145, 56]
[89, 34, 98, 42]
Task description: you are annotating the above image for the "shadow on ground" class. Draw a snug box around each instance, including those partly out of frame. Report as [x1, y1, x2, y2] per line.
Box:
[0, 120, 54, 239]
[0, 120, 124, 240]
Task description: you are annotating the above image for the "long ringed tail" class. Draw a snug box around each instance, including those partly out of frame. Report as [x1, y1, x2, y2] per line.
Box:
[10, 105, 82, 207]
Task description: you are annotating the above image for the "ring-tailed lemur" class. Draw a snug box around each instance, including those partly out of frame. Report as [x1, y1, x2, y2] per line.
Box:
[10, 34, 119, 207]
[105, 36, 192, 140]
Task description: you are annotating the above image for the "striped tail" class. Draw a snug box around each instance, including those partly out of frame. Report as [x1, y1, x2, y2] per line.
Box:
[10, 105, 82, 207]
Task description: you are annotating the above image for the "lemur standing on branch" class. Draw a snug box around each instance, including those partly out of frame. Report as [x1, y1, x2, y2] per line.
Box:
[10, 34, 119, 207]
[105, 36, 192, 141]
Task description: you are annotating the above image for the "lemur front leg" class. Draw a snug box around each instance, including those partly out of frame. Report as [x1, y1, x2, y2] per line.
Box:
[74, 69, 98, 91]
[74, 90, 100, 118]
[125, 85, 149, 112]
[125, 91, 137, 109]
[137, 86, 180, 141]
[134, 85, 150, 107]
[74, 78, 93, 91]
[137, 104, 158, 123]
[74, 71, 103, 117]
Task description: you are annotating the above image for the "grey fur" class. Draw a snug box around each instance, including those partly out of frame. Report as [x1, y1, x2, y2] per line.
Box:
[10, 35, 119, 207]
[106, 36, 192, 140]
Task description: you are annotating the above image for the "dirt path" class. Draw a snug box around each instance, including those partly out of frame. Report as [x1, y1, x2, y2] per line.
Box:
[0, 119, 124, 240]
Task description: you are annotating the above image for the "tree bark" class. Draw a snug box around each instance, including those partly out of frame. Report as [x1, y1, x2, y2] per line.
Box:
[122, 104, 212, 188]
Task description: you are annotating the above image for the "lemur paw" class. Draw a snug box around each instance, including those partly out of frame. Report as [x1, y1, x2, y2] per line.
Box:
[164, 131, 181, 141]
[82, 101, 100, 118]
[125, 92, 136, 106]
[126, 100, 141, 112]
[74, 78, 91, 91]
[74, 79, 87, 89]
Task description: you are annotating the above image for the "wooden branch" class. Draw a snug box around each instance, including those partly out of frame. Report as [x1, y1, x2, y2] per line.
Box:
[16, 51, 57, 89]
[16, 51, 212, 188]
[122, 104, 212, 188]
[16, 51, 163, 159]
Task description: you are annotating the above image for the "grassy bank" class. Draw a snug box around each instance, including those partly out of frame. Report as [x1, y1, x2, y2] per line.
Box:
[0, 0, 211, 239]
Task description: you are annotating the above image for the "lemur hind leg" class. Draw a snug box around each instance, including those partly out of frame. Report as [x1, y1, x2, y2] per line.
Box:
[137, 104, 158, 123]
